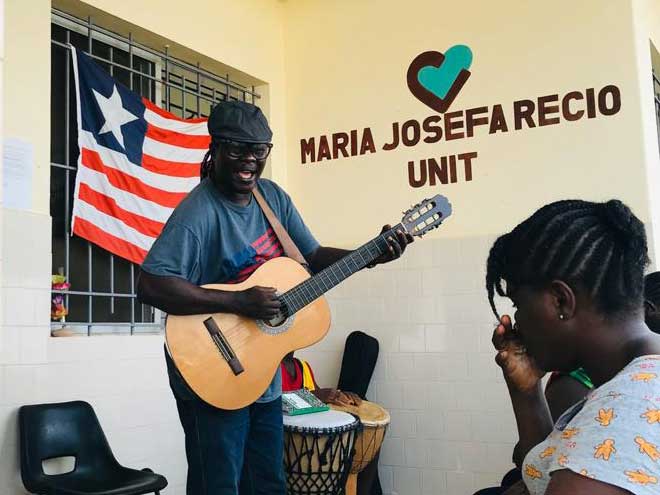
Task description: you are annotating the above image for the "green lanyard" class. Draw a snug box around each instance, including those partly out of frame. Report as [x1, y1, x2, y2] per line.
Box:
[569, 367, 594, 389]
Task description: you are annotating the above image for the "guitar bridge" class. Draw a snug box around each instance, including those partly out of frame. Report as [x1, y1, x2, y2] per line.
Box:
[203, 317, 244, 376]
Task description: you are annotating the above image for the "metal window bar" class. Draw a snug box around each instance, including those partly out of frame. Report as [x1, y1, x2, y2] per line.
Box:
[50, 8, 260, 335]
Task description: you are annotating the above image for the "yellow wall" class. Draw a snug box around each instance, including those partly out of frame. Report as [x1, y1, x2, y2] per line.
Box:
[4, 0, 51, 214]
[632, 0, 660, 261]
[7, 0, 655, 246]
[74, 0, 289, 184]
[282, 0, 654, 248]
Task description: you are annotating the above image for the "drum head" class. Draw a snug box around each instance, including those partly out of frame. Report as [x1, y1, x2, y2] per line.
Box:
[283, 409, 357, 430]
[331, 400, 390, 426]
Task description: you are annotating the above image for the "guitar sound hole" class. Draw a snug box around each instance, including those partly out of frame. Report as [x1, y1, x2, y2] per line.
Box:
[265, 312, 287, 327]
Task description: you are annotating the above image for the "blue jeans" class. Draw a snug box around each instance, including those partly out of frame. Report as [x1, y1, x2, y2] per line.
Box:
[166, 351, 286, 495]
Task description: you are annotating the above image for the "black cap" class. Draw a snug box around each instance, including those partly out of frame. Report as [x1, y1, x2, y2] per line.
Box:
[207, 101, 273, 143]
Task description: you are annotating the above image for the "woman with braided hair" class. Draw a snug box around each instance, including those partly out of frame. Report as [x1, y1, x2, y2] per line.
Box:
[486, 199, 660, 495]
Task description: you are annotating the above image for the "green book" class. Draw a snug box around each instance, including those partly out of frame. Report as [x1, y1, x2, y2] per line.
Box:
[282, 389, 330, 416]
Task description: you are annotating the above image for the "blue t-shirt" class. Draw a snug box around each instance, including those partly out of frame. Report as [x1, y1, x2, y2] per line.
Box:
[142, 177, 319, 403]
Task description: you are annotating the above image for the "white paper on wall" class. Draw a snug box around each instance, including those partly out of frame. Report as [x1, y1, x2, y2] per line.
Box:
[2, 137, 33, 210]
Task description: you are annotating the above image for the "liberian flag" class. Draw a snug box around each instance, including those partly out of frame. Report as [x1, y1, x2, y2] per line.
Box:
[70, 47, 206, 263]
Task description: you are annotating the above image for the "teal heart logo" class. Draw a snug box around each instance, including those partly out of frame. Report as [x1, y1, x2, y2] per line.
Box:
[418, 45, 472, 99]
[407, 45, 473, 113]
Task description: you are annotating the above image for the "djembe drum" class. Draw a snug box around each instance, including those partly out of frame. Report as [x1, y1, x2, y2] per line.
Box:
[283, 410, 361, 495]
[330, 400, 390, 495]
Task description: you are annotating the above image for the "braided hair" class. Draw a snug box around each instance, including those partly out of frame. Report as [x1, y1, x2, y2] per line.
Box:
[200, 140, 219, 180]
[486, 199, 649, 318]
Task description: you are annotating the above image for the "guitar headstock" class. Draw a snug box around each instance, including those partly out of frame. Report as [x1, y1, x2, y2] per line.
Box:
[401, 195, 452, 237]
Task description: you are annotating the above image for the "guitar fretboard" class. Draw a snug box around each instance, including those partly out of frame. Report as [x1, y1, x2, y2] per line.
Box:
[279, 224, 404, 316]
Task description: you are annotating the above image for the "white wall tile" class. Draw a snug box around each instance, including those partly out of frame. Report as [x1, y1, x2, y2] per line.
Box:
[382, 297, 411, 325]
[434, 353, 470, 382]
[376, 382, 404, 409]
[402, 381, 428, 410]
[421, 268, 452, 297]
[446, 471, 475, 495]
[443, 411, 472, 442]
[427, 440, 458, 470]
[388, 409, 417, 438]
[3, 365, 37, 405]
[456, 441, 487, 472]
[399, 324, 425, 352]
[427, 382, 456, 410]
[408, 296, 437, 324]
[0, 443, 21, 495]
[469, 410, 517, 443]
[392, 466, 422, 495]
[368, 269, 397, 298]
[0, 324, 20, 364]
[394, 271, 422, 299]
[404, 438, 427, 467]
[459, 237, 490, 267]
[436, 295, 475, 325]
[371, 353, 388, 381]
[374, 327, 401, 353]
[19, 325, 48, 363]
[388, 354, 415, 380]
[413, 354, 443, 381]
[1, 210, 51, 290]
[3, 289, 36, 326]
[422, 469, 447, 495]
[431, 239, 462, 268]
[467, 352, 500, 383]
[455, 379, 510, 412]
[379, 465, 394, 494]
[404, 240, 433, 270]
[417, 412, 443, 440]
[380, 437, 404, 466]
[485, 442, 517, 474]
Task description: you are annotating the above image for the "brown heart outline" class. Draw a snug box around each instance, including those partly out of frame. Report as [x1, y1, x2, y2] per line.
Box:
[406, 50, 471, 113]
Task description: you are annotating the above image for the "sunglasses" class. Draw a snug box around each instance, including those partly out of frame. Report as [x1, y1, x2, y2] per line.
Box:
[218, 139, 273, 160]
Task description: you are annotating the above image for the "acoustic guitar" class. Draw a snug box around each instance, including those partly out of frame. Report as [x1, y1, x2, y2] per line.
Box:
[166, 195, 452, 409]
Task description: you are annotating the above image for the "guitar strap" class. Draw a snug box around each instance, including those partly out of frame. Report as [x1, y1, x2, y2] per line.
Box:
[253, 188, 309, 269]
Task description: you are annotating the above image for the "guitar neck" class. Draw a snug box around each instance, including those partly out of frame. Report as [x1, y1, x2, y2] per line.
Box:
[280, 223, 405, 316]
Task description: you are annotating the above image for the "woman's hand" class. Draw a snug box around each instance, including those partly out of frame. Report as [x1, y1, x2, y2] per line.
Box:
[493, 315, 545, 393]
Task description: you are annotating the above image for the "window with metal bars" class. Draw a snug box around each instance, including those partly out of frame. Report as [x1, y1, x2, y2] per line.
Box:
[50, 9, 260, 335]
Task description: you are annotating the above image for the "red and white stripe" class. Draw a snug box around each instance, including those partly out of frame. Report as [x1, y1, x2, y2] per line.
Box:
[70, 48, 207, 264]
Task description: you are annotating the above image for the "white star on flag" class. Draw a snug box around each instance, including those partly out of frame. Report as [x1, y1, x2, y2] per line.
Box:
[92, 85, 138, 149]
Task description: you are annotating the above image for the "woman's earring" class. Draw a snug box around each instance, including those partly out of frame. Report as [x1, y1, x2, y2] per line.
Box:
[559, 314, 565, 320]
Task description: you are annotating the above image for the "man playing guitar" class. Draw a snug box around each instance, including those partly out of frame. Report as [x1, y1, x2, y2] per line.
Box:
[137, 101, 410, 495]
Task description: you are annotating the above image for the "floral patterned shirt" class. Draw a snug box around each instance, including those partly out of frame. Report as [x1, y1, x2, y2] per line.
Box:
[523, 355, 660, 495]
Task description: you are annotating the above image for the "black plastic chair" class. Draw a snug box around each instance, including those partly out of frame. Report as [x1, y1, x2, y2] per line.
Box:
[19, 400, 167, 495]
